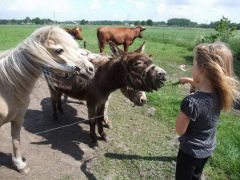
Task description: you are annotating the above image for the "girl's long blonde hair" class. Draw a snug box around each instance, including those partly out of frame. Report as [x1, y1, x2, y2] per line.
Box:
[194, 42, 240, 111]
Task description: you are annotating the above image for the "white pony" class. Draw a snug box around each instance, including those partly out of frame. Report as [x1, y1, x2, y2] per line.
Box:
[0, 26, 95, 174]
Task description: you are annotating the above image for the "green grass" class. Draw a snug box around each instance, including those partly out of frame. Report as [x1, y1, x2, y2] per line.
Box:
[0, 25, 239, 180]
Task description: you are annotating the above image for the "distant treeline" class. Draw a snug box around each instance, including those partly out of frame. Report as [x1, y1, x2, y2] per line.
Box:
[1, 17, 240, 29]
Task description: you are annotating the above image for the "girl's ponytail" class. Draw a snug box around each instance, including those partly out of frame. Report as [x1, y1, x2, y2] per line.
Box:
[195, 43, 240, 111]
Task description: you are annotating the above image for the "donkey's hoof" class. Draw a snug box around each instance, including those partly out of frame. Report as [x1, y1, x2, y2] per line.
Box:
[58, 109, 64, 115]
[90, 141, 98, 149]
[102, 136, 108, 142]
[100, 133, 108, 142]
[104, 123, 112, 129]
[53, 114, 58, 121]
[90, 136, 98, 144]
[19, 166, 30, 174]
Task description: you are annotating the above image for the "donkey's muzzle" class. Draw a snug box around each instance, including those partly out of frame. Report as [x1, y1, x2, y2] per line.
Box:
[153, 67, 167, 89]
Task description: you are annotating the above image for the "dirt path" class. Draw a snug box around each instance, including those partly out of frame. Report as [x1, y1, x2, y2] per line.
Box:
[0, 76, 97, 180]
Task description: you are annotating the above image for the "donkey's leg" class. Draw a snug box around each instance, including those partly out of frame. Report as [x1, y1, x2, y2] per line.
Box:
[63, 94, 68, 104]
[88, 105, 98, 144]
[11, 119, 30, 174]
[56, 93, 64, 115]
[49, 88, 59, 120]
[103, 95, 112, 129]
[97, 104, 107, 141]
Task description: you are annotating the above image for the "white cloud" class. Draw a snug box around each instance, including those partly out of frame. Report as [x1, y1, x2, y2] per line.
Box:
[7, 0, 71, 12]
[90, 0, 102, 10]
[127, 0, 146, 9]
[109, 0, 116, 5]
[154, 0, 237, 23]
[156, 3, 167, 14]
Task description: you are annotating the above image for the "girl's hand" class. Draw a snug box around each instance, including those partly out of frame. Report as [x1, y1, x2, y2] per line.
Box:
[179, 77, 193, 84]
[179, 77, 200, 89]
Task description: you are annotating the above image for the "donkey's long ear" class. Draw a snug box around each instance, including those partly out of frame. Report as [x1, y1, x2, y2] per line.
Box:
[134, 41, 146, 53]
[109, 41, 125, 57]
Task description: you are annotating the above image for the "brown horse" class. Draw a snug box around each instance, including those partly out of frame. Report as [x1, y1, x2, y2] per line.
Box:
[63, 27, 83, 40]
[48, 41, 167, 144]
[97, 26, 146, 53]
[0, 26, 95, 174]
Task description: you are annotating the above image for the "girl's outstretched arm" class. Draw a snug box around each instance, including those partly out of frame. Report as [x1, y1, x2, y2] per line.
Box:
[176, 112, 190, 136]
[179, 77, 200, 89]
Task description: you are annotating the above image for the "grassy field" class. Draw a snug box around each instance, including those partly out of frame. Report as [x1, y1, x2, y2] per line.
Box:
[0, 25, 240, 180]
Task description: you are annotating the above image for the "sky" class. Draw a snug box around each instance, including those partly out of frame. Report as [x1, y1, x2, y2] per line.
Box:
[0, 0, 240, 24]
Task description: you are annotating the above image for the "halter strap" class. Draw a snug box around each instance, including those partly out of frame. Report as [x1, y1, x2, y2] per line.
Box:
[42, 66, 77, 91]
[42, 66, 56, 91]
[144, 64, 155, 73]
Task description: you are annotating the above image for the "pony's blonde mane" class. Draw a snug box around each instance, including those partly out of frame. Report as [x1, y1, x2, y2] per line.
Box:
[0, 26, 79, 104]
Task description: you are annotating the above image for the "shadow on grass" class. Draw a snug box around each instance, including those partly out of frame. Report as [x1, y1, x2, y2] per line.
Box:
[80, 158, 97, 180]
[105, 153, 176, 162]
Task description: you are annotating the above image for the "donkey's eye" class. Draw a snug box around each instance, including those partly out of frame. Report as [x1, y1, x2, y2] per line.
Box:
[55, 48, 64, 54]
[133, 61, 142, 67]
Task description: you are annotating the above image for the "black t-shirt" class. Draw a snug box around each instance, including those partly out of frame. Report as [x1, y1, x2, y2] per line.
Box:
[179, 91, 221, 158]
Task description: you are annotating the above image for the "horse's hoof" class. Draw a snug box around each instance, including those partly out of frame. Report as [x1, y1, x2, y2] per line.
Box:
[19, 166, 30, 174]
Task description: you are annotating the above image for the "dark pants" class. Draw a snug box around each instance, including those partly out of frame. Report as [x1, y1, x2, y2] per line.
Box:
[175, 149, 209, 180]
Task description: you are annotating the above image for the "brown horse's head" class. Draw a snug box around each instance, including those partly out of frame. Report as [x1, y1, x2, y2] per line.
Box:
[72, 27, 83, 40]
[109, 41, 167, 92]
[135, 26, 146, 38]
[63, 27, 83, 40]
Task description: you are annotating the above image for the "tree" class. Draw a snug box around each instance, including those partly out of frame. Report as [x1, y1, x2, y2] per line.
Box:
[134, 21, 140, 26]
[215, 16, 236, 42]
[146, 19, 153, 26]
[167, 18, 192, 27]
[205, 16, 236, 43]
[140, 21, 145, 25]
[24, 17, 31, 24]
[32, 17, 41, 24]
[80, 19, 86, 25]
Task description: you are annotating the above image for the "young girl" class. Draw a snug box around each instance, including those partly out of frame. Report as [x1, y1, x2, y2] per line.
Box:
[175, 42, 239, 180]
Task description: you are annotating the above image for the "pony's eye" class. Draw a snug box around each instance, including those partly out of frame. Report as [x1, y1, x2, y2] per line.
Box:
[55, 48, 64, 54]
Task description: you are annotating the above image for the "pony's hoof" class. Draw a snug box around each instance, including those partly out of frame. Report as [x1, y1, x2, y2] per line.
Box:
[19, 166, 30, 174]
